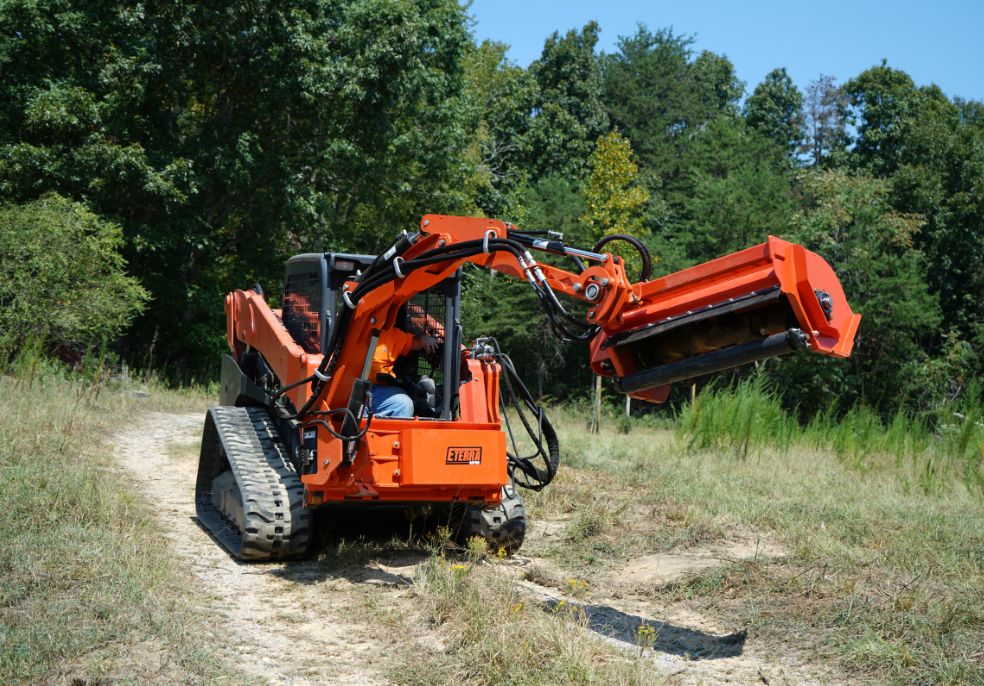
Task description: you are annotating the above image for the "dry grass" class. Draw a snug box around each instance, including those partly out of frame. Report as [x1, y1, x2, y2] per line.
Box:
[522, 404, 984, 685]
[390, 554, 664, 686]
[5, 349, 980, 685]
[0, 369, 235, 685]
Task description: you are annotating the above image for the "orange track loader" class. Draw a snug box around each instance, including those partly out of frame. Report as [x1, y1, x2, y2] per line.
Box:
[196, 215, 860, 558]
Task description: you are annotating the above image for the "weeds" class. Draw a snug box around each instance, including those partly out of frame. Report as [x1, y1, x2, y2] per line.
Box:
[393, 556, 659, 686]
[677, 374, 984, 494]
[0, 354, 230, 684]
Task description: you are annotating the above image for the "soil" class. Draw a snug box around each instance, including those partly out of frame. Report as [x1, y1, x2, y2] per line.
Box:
[111, 411, 844, 686]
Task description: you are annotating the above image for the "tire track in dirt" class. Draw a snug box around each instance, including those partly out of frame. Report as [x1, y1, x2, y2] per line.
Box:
[112, 411, 409, 686]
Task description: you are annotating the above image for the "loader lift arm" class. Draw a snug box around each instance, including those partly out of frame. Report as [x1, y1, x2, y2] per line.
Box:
[267, 214, 859, 418]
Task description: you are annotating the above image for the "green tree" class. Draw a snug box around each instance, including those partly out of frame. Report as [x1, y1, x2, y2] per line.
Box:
[843, 64, 983, 372]
[600, 27, 742, 182]
[599, 25, 746, 269]
[461, 41, 537, 218]
[683, 118, 794, 259]
[0, 194, 148, 355]
[842, 62, 923, 176]
[582, 130, 651, 276]
[0, 0, 473, 375]
[583, 131, 650, 239]
[888, 89, 984, 361]
[745, 68, 804, 156]
[772, 171, 941, 416]
[526, 22, 609, 181]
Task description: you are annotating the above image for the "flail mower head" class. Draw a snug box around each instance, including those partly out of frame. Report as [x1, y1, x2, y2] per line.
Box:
[591, 236, 861, 402]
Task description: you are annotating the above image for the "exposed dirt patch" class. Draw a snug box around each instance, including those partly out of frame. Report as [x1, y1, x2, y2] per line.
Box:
[615, 536, 788, 587]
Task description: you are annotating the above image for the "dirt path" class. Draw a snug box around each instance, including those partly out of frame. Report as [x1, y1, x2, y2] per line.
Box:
[113, 411, 840, 686]
[112, 412, 412, 686]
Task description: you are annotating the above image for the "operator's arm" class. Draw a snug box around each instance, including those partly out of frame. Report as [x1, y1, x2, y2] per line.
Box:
[410, 332, 439, 354]
[375, 328, 436, 374]
[405, 303, 445, 338]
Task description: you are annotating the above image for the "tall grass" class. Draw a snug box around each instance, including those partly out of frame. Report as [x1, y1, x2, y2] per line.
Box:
[538, 395, 984, 684]
[677, 375, 984, 494]
[0, 354, 229, 684]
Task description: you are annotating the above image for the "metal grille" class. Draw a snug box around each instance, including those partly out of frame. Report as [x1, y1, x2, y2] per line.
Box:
[406, 288, 447, 383]
[283, 271, 321, 353]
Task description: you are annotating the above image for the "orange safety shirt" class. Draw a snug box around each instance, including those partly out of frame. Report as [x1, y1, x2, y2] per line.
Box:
[369, 328, 414, 381]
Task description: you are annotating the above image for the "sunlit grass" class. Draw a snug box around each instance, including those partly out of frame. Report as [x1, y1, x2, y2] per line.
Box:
[677, 375, 984, 494]
[0, 356, 230, 685]
[392, 555, 661, 686]
[522, 390, 984, 684]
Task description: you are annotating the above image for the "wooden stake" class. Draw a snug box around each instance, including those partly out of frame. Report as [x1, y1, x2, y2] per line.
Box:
[591, 374, 602, 433]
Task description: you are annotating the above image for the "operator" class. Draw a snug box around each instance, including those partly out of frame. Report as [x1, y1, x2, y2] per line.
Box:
[368, 311, 440, 418]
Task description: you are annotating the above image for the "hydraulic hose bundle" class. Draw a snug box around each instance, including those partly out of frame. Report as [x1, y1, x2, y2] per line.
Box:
[475, 337, 560, 491]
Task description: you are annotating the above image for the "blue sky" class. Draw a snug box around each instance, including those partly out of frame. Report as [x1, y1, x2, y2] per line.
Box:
[468, 0, 984, 102]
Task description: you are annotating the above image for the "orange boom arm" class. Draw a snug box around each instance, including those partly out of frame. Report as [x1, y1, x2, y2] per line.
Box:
[227, 215, 860, 417]
[316, 215, 859, 407]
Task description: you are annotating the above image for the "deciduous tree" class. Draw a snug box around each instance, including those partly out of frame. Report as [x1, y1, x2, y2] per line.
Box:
[745, 68, 804, 156]
[0, 194, 148, 355]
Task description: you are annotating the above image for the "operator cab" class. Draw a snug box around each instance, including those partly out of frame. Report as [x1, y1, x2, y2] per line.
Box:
[281, 252, 463, 419]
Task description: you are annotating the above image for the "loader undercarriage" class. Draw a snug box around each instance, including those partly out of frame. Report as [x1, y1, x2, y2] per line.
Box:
[196, 406, 311, 559]
[196, 402, 528, 559]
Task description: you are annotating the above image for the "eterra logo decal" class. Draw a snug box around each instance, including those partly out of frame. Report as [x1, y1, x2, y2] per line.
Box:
[446, 447, 482, 465]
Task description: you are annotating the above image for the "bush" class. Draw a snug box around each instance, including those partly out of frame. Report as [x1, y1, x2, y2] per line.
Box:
[0, 194, 148, 356]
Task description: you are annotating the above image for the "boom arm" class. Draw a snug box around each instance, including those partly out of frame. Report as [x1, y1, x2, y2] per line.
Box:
[226, 214, 859, 418]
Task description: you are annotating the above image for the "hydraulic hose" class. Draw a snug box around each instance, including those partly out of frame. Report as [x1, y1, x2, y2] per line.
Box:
[296, 237, 536, 419]
[483, 338, 561, 491]
[295, 233, 600, 420]
[593, 234, 653, 281]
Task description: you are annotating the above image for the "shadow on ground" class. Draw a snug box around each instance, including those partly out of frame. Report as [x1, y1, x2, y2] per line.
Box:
[195, 509, 745, 660]
[191, 505, 442, 586]
[270, 549, 427, 587]
[544, 598, 746, 659]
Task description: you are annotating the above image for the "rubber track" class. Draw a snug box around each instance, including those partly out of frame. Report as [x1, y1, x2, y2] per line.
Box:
[195, 406, 310, 560]
[459, 483, 527, 555]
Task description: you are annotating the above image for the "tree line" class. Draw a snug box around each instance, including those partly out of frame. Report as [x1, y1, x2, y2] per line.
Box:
[0, 1, 980, 421]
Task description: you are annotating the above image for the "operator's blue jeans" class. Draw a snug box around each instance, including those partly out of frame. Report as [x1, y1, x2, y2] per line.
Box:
[370, 384, 414, 418]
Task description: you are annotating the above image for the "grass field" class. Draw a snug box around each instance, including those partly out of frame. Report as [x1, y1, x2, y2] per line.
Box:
[2, 355, 981, 685]
[0, 363, 235, 685]
[514, 394, 984, 685]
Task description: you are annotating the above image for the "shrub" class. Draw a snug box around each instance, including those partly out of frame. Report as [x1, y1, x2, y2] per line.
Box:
[0, 194, 148, 356]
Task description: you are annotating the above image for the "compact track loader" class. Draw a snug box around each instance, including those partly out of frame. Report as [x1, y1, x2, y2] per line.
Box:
[196, 215, 860, 558]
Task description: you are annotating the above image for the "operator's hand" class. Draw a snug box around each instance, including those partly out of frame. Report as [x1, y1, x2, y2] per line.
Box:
[419, 334, 439, 354]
